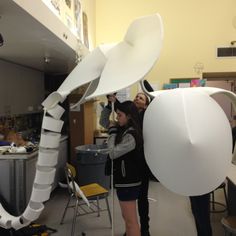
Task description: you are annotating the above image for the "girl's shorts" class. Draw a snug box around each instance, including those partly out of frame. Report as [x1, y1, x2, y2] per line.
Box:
[116, 186, 140, 201]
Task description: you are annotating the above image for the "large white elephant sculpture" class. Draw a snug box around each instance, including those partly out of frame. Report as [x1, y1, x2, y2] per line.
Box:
[0, 13, 235, 232]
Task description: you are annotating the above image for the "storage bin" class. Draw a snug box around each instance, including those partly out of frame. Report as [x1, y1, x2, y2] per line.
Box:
[75, 144, 110, 189]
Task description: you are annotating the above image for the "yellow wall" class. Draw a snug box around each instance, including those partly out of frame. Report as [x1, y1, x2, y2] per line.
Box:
[95, 0, 236, 92]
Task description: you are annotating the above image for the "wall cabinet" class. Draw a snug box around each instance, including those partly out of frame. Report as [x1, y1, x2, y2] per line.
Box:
[0, 0, 88, 74]
[0, 60, 45, 116]
[12, 0, 80, 50]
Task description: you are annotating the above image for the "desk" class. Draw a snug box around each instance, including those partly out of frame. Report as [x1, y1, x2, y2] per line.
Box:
[0, 151, 38, 215]
[0, 136, 68, 215]
[227, 164, 236, 216]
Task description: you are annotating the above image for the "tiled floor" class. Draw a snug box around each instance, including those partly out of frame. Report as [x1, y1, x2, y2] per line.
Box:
[36, 181, 227, 236]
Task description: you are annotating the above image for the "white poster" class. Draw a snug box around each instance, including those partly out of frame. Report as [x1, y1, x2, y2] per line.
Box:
[116, 87, 131, 102]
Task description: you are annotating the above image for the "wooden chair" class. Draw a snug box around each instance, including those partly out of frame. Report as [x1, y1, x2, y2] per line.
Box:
[221, 216, 236, 235]
[60, 163, 112, 236]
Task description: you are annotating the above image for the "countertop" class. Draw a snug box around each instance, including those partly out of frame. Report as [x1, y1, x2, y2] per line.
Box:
[0, 135, 68, 160]
[0, 149, 38, 160]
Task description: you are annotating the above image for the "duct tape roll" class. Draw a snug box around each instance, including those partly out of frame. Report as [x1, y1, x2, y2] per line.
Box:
[40, 132, 61, 148]
[47, 104, 65, 120]
[38, 148, 59, 166]
[42, 116, 64, 133]
[23, 202, 44, 221]
[34, 167, 56, 185]
[30, 184, 52, 202]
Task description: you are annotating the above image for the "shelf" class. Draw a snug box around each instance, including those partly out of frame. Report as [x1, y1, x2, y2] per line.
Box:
[0, 0, 88, 74]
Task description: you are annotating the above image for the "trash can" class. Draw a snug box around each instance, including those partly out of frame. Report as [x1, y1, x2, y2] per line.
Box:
[75, 144, 110, 189]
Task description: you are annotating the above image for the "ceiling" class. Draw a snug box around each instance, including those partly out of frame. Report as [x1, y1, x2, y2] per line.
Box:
[0, 0, 78, 74]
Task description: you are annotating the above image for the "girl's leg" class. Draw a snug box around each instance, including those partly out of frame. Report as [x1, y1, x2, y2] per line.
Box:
[119, 200, 140, 236]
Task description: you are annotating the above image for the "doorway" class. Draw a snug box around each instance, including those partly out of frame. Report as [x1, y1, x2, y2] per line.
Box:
[203, 72, 236, 126]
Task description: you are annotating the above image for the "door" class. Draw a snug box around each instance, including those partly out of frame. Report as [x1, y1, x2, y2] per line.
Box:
[206, 80, 234, 122]
[69, 102, 94, 163]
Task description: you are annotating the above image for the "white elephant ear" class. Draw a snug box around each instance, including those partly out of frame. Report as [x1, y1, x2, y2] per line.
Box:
[143, 87, 234, 196]
[86, 13, 164, 99]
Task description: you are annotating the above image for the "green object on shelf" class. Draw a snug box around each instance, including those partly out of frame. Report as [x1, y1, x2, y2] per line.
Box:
[170, 78, 194, 83]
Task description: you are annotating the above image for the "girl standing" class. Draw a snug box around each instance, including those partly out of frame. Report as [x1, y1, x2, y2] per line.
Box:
[107, 101, 143, 236]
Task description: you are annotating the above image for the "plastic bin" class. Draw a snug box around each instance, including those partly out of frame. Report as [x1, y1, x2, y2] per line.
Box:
[75, 144, 110, 189]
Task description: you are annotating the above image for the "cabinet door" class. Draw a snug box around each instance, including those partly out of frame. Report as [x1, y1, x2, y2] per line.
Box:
[13, 0, 79, 50]
[69, 102, 94, 162]
[15, 155, 37, 215]
[69, 111, 84, 162]
[83, 102, 94, 144]
[53, 139, 68, 189]
[0, 160, 15, 214]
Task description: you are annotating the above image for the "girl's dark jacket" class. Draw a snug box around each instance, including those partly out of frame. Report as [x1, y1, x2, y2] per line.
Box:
[107, 126, 142, 188]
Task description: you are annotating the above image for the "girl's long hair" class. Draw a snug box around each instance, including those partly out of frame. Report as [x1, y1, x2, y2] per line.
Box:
[114, 101, 143, 148]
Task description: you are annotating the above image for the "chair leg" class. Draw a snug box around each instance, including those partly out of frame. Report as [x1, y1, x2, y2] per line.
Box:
[223, 227, 229, 236]
[96, 196, 100, 217]
[105, 195, 112, 226]
[211, 191, 215, 210]
[71, 199, 79, 236]
[60, 194, 72, 224]
[223, 186, 229, 212]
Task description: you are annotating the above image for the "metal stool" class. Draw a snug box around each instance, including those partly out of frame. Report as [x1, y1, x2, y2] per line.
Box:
[221, 216, 236, 235]
[210, 182, 228, 213]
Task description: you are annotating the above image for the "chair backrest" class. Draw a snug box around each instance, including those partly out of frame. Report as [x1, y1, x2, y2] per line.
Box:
[64, 163, 90, 206]
[64, 164, 77, 195]
[66, 163, 76, 178]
